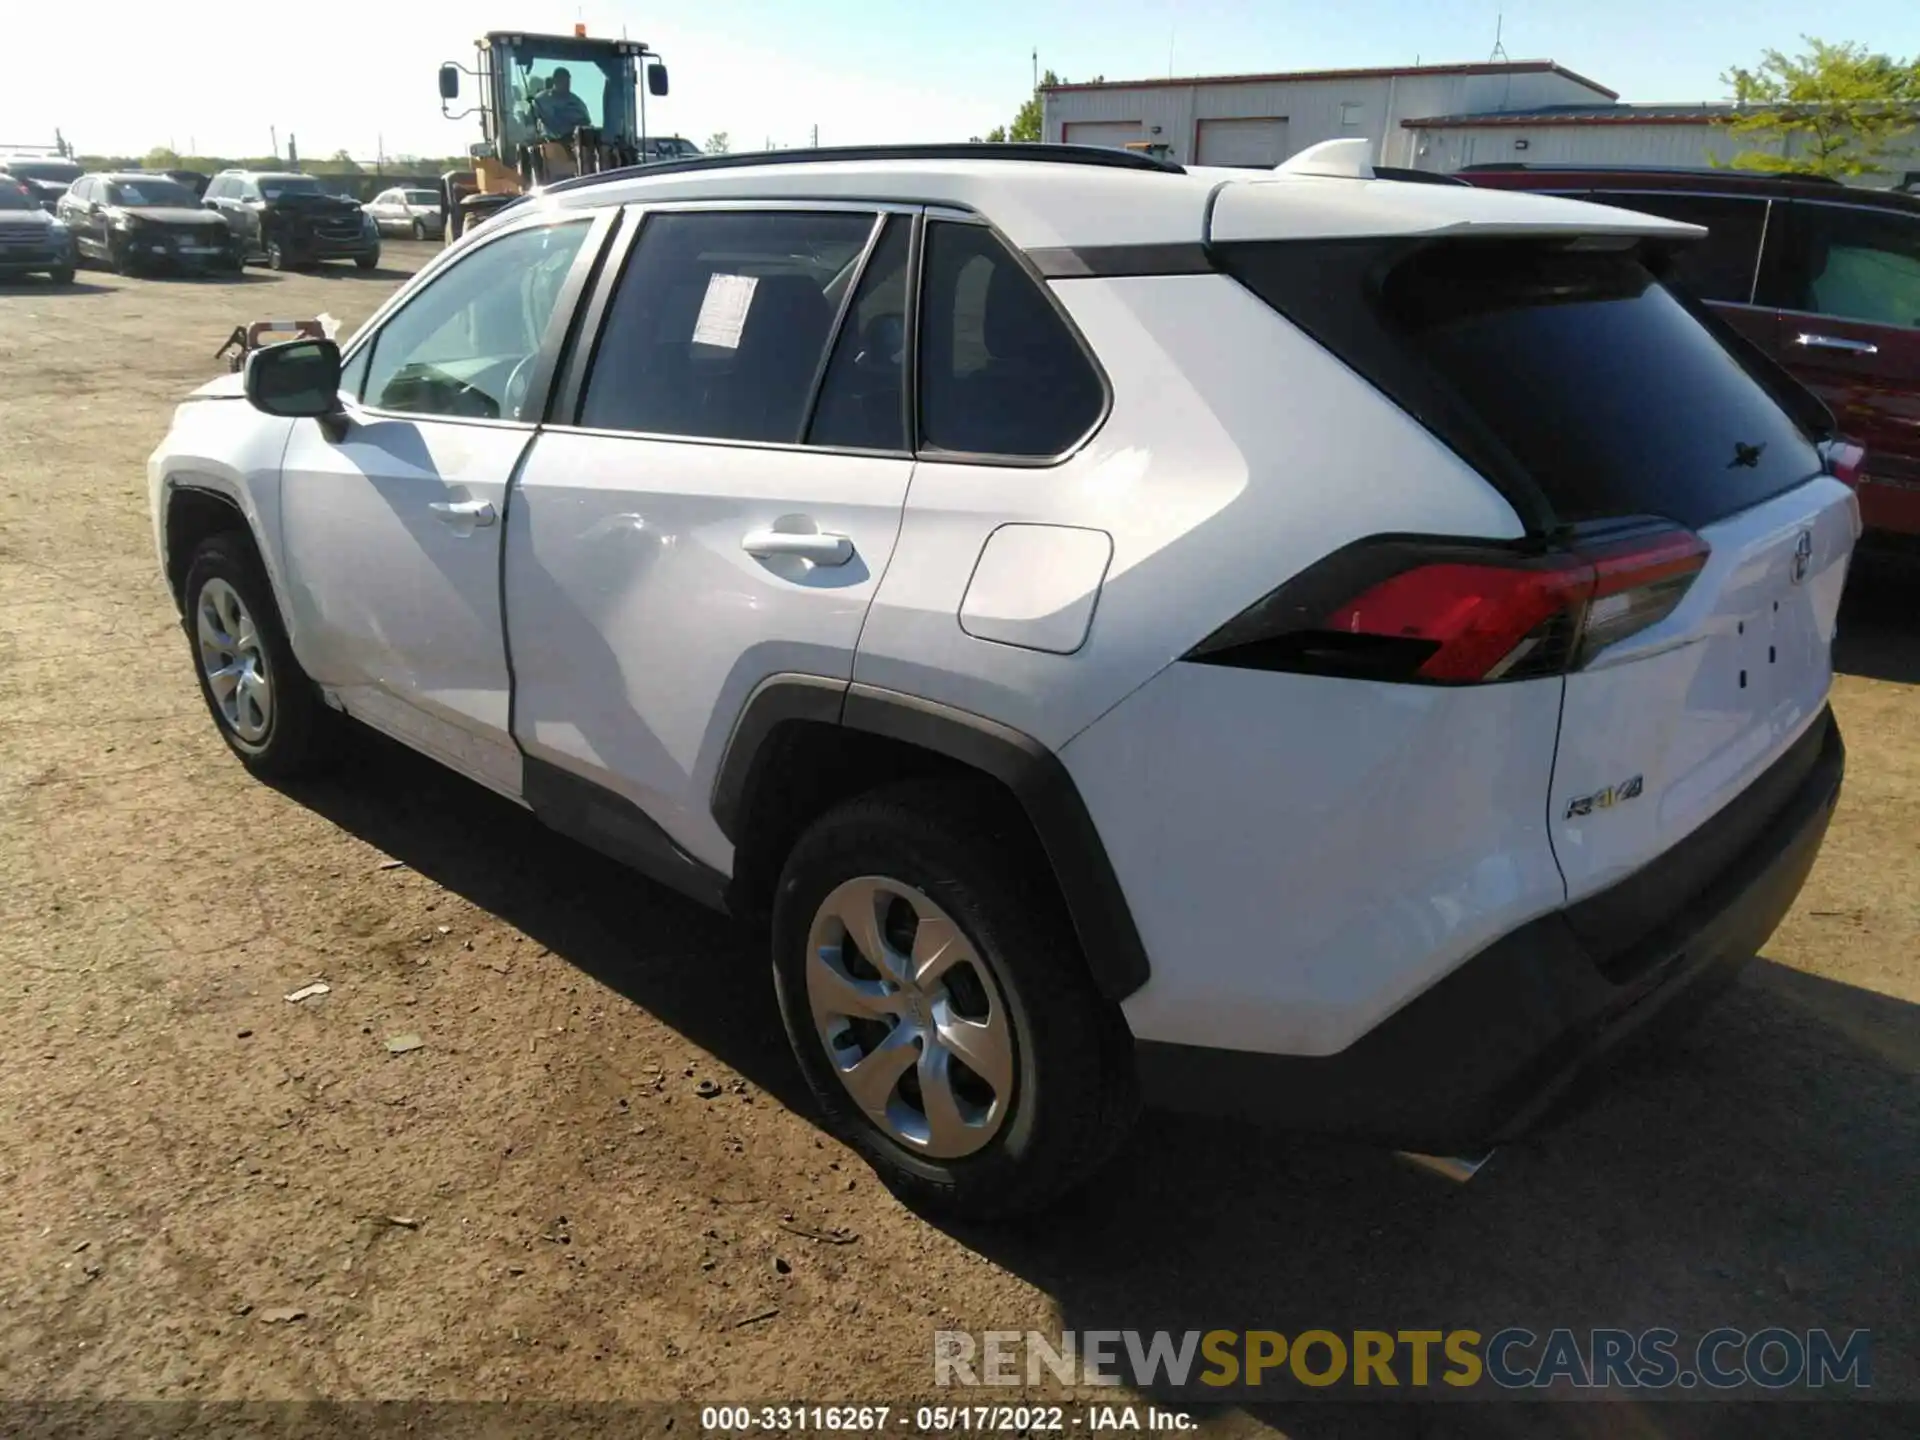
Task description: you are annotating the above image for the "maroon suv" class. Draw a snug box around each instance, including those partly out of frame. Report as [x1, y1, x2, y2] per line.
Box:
[1462, 165, 1920, 545]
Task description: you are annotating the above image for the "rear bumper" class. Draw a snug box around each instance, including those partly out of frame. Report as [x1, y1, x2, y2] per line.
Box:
[1135, 707, 1845, 1151]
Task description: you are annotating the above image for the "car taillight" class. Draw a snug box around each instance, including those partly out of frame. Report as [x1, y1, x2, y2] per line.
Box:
[1821, 438, 1866, 488]
[1190, 523, 1709, 685]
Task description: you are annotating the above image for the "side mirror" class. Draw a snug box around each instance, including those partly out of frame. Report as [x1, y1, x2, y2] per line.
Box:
[438, 63, 461, 101]
[647, 62, 669, 97]
[245, 339, 343, 421]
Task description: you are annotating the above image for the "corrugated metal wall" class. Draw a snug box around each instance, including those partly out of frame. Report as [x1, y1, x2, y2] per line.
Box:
[1408, 122, 1920, 182]
[1042, 68, 1611, 167]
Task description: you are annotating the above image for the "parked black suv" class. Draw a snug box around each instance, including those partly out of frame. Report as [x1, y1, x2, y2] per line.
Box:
[57, 173, 241, 275]
[203, 169, 380, 271]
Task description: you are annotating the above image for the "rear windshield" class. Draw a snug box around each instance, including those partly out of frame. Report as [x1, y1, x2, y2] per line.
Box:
[1223, 237, 1824, 531]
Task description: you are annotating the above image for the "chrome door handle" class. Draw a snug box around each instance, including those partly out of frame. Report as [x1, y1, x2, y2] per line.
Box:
[429, 499, 497, 527]
[1793, 333, 1879, 356]
[741, 529, 854, 566]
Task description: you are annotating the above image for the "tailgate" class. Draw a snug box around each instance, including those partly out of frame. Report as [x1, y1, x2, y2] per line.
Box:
[1550, 476, 1854, 901]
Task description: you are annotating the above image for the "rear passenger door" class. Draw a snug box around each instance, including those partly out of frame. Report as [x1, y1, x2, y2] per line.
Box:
[505, 204, 916, 872]
[1770, 198, 1920, 528]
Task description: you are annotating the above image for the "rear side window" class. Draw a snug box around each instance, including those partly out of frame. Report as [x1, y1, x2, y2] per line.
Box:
[1587, 192, 1767, 304]
[1783, 201, 1920, 330]
[578, 210, 876, 443]
[808, 215, 910, 451]
[917, 222, 1104, 458]
[1224, 237, 1823, 530]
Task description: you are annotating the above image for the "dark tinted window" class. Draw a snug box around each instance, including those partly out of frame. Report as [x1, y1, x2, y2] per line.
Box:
[808, 216, 910, 450]
[1226, 238, 1822, 529]
[1588, 191, 1766, 304]
[0, 182, 32, 210]
[917, 222, 1104, 457]
[579, 210, 876, 442]
[1785, 201, 1920, 330]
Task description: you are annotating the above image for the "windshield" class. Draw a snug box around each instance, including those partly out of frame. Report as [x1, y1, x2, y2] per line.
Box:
[8, 160, 81, 183]
[108, 178, 200, 207]
[0, 182, 37, 210]
[259, 175, 323, 199]
[497, 41, 634, 150]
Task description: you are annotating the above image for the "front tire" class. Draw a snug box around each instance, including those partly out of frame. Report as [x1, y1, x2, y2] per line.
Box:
[48, 264, 75, 285]
[410, 218, 425, 240]
[770, 782, 1137, 1220]
[266, 239, 290, 271]
[182, 533, 337, 779]
[355, 250, 380, 271]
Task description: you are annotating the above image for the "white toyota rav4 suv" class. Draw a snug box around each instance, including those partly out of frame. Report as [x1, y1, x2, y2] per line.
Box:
[149, 143, 1853, 1217]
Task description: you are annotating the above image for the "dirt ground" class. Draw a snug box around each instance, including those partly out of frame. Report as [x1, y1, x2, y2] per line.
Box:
[0, 246, 1915, 1437]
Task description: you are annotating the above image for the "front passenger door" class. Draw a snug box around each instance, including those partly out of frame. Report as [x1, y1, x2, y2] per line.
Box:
[277, 211, 608, 798]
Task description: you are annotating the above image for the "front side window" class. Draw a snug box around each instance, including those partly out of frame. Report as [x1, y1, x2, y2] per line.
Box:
[1787, 202, 1920, 330]
[578, 209, 876, 443]
[917, 221, 1105, 457]
[358, 219, 591, 421]
[1591, 192, 1768, 305]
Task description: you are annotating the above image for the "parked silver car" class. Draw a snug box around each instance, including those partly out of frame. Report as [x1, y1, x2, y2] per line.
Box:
[363, 186, 445, 240]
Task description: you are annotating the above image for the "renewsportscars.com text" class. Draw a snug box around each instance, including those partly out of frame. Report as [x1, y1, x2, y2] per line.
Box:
[934, 1327, 1872, 1393]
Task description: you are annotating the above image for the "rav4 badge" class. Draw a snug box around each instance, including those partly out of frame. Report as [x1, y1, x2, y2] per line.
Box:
[1565, 775, 1645, 820]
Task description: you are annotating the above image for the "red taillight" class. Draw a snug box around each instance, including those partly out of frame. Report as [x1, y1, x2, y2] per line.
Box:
[1325, 562, 1588, 681]
[1192, 525, 1710, 684]
[1821, 438, 1866, 488]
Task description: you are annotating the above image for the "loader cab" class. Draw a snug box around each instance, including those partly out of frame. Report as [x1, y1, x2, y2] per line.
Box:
[440, 29, 668, 189]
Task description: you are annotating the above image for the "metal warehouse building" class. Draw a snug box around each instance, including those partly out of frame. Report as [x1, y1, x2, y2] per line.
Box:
[1043, 60, 1920, 184]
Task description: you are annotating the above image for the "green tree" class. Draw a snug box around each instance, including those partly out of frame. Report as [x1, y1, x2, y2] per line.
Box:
[1721, 37, 1920, 178]
[144, 145, 182, 170]
[703, 131, 731, 154]
[974, 69, 1103, 143]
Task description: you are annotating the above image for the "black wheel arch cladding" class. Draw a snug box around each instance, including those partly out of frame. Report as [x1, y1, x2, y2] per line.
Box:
[713, 677, 1151, 1002]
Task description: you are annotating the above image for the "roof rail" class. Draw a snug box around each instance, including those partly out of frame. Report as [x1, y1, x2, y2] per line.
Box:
[541, 141, 1186, 197]
[1457, 161, 1844, 185]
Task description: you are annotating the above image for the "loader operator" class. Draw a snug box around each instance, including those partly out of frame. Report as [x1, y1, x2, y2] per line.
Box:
[533, 68, 593, 138]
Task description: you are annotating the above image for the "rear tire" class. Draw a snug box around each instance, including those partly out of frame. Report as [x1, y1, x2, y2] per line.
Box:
[770, 782, 1138, 1220]
[182, 533, 339, 780]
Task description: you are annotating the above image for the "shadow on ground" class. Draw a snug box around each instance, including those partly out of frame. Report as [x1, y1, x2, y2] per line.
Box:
[1836, 552, 1920, 685]
[280, 708, 1917, 1435]
[0, 278, 114, 296]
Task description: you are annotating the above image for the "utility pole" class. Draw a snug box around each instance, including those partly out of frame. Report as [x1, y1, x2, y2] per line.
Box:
[810, 123, 818, 148]
[271, 126, 278, 161]
[1032, 49, 1038, 92]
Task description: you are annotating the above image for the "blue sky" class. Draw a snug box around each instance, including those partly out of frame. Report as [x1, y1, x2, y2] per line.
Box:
[7, 0, 1917, 159]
